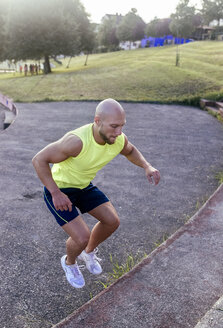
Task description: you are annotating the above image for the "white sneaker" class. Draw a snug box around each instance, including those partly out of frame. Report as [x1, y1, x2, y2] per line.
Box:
[61, 255, 85, 288]
[78, 249, 102, 275]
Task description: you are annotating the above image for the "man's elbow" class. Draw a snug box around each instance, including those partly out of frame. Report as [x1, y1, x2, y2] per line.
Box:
[125, 145, 135, 157]
[32, 154, 39, 169]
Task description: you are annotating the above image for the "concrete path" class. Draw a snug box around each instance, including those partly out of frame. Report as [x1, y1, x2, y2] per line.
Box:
[0, 103, 6, 129]
[52, 184, 223, 328]
[0, 103, 16, 130]
[195, 294, 223, 328]
[0, 102, 223, 328]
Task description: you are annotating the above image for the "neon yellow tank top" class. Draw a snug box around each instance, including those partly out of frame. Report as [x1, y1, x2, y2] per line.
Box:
[51, 123, 125, 189]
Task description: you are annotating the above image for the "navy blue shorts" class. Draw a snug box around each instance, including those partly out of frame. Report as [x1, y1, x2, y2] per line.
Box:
[43, 183, 109, 226]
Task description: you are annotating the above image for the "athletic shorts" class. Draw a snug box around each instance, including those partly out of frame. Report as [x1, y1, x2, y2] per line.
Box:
[43, 182, 109, 226]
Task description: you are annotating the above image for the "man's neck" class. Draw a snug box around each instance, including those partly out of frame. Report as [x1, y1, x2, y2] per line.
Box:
[92, 123, 105, 145]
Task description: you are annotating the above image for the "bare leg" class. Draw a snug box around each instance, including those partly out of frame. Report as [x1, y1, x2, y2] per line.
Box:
[86, 202, 120, 253]
[62, 215, 91, 265]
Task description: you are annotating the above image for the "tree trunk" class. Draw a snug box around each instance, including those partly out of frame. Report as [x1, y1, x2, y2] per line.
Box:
[84, 53, 89, 66]
[44, 55, 51, 74]
[176, 45, 180, 67]
[66, 56, 73, 68]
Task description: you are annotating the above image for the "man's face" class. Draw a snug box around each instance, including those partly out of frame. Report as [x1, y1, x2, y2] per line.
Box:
[98, 113, 126, 145]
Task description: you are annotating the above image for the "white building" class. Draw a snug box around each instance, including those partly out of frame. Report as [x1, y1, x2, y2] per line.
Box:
[119, 40, 141, 50]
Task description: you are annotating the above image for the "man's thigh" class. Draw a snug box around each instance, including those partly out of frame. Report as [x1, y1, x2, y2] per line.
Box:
[62, 215, 90, 242]
[88, 201, 120, 226]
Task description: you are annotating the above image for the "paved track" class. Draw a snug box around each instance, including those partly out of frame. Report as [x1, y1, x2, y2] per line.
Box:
[53, 184, 223, 328]
[0, 102, 223, 328]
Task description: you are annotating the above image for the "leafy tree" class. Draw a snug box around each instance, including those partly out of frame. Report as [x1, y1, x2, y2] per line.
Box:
[145, 17, 159, 37]
[169, 0, 197, 38]
[146, 18, 171, 37]
[4, 0, 92, 73]
[98, 15, 121, 50]
[116, 8, 146, 48]
[0, 0, 10, 61]
[82, 23, 96, 65]
[70, 1, 96, 55]
[0, 14, 5, 61]
[201, 0, 223, 26]
[192, 13, 203, 27]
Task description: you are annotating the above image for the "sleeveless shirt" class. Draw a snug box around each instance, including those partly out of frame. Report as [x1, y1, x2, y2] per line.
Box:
[51, 123, 125, 189]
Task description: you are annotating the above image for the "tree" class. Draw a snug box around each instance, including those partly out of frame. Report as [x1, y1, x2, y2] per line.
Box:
[146, 18, 171, 37]
[201, 0, 223, 26]
[4, 0, 92, 73]
[0, 0, 10, 61]
[82, 23, 96, 65]
[169, 0, 197, 67]
[169, 0, 197, 38]
[192, 13, 203, 27]
[98, 15, 121, 51]
[116, 8, 146, 48]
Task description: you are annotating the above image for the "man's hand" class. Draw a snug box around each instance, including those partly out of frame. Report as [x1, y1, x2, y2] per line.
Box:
[145, 165, 160, 185]
[52, 190, 73, 212]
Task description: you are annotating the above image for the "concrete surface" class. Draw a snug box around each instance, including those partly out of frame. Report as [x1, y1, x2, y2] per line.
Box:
[0, 103, 6, 130]
[4, 109, 16, 127]
[194, 294, 223, 328]
[0, 101, 223, 328]
[0, 103, 16, 130]
[52, 183, 223, 328]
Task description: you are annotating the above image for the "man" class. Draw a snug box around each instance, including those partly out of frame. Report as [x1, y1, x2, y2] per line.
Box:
[32, 98, 160, 288]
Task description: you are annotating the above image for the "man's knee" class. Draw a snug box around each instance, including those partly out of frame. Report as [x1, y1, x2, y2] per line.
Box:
[107, 214, 120, 231]
[67, 230, 90, 249]
[78, 231, 91, 248]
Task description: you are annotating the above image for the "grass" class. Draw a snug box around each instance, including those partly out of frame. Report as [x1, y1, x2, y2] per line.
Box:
[153, 233, 169, 248]
[0, 41, 223, 104]
[207, 108, 223, 123]
[195, 195, 210, 210]
[216, 171, 223, 184]
[98, 252, 147, 289]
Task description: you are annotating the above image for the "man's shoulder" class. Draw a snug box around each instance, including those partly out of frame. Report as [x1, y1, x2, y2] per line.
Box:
[66, 123, 91, 139]
[62, 123, 92, 154]
[59, 134, 82, 158]
[73, 123, 92, 133]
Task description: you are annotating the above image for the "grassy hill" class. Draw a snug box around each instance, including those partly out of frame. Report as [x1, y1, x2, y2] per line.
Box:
[0, 41, 223, 105]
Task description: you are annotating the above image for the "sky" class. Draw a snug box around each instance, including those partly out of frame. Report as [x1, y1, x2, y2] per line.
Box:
[81, 0, 202, 24]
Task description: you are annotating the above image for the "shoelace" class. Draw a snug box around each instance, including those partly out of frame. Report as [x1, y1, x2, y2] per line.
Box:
[70, 264, 84, 276]
[91, 248, 102, 263]
[75, 248, 102, 272]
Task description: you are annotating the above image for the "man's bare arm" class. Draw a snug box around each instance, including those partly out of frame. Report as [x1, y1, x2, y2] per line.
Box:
[120, 135, 160, 185]
[32, 134, 82, 211]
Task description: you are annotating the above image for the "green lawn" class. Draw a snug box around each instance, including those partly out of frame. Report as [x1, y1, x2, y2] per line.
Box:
[0, 40, 223, 104]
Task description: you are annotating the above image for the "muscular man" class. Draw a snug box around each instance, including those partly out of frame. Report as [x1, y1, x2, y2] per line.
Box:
[32, 99, 160, 288]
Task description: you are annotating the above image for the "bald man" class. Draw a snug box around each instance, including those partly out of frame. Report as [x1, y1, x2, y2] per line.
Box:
[32, 99, 160, 288]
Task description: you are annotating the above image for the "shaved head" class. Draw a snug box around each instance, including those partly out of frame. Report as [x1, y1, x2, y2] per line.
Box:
[95, 98, 125, 120]
[93, 98, 126, 145]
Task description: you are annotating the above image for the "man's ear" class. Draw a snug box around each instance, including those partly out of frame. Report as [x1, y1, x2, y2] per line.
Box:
[94, 116, 101, 126]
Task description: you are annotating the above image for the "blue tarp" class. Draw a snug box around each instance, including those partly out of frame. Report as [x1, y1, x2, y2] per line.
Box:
[141, 35, 193, 48]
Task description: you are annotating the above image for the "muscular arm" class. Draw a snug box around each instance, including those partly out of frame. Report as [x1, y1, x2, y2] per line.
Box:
[120, 135, 160, 185]
[32, 134, 82, 211]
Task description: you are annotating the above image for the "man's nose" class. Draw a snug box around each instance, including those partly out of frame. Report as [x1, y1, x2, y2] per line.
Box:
[115, 128, 122, 136]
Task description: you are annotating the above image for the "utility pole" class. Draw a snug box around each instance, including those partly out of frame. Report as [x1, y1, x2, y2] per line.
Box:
[176, 20, 180, 67]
